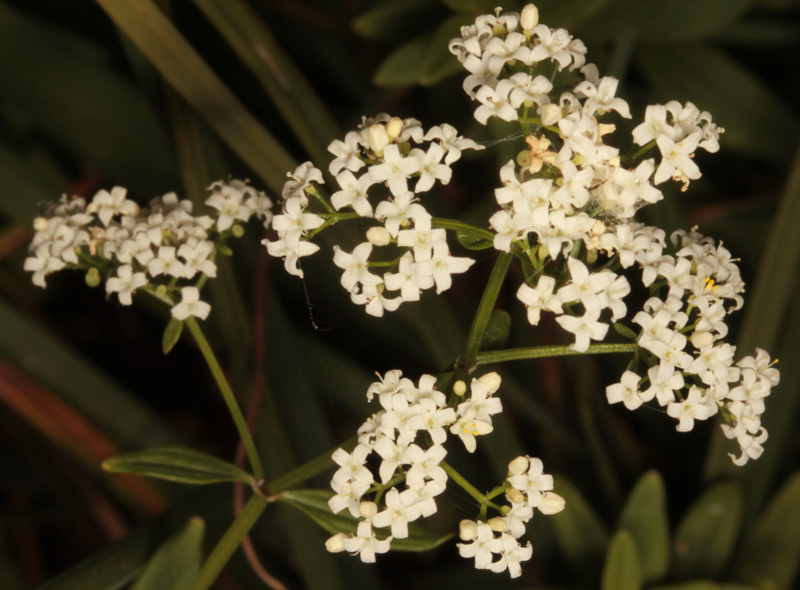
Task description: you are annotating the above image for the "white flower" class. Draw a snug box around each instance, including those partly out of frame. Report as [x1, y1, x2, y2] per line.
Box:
[372, 488, 423, 538]
[171, 286, 211, 320]
[555, 310, 608, 352]
[666, 386, 717, 431]
[342, 521, 392, 563]
[106, 264, 147, 305]
[517, 275, 563, 325]
[368, 144, 421, 197]
[457, 521, 501, 569]
[333, 243, 383, 292]
[606, 370, 644, 410]
[331, 170, 375, 217]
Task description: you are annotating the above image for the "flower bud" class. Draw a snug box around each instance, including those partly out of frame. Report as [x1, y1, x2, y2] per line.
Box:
[33, 217, 48, 232]
[477, 371, 502, 394]
[586, 248, 598, 264]
[508, 455, 529, 476]
[359, 501, 378, 519]
[506, 487, 525, 504]
[540, 103, 562, 126]
[385, 117, 403, 141]
[516, 149, 532, 168]
[155, 285, 168, 299]
[487, 517, 507, 532]
[366, 226, 391, 246]
[231, 224, 245, 238]
[325, 533, 346, 553]
[538, 491, 566, 515]
[453, 380, 467, 396]
[691, 330, 715, 349]
[520, 4, 539, 31]
[85, 267, 101, 288]
[458, 519, 478, 541]
[367, 124, 390, 156]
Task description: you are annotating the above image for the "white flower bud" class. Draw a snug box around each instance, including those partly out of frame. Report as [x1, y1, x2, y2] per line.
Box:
[540, 103, 562, 126]
[453, 380, 467, 396]
[506, 487, 525, 504]
[33, 217, 48, 232]
[359, 501, 378, 519]
[691, 330, 715, 349]
[508, 455, 529, 476]
[385, 117, 403, 141]
[488, 517, 507, 532]
[367, 124, 390, 156]
[477, 371, 502, 394]
[538, 491, 566, 515]
[325, 533, 346, 553]
[520, 4, 539, 31]
[366, 226, 391, 246]
[458, 519, 478, 541]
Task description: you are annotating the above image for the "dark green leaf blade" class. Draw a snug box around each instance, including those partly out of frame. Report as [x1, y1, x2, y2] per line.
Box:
[417, 16, 465, 86]
[373, 36, 429, 88]
[103, 446, 254, 485]
[279, 489, 453, 552]
[550, 475, 610, 571]
[671, 481, 742, 580]
[602, 529, 643, 590]
[617, 470, 670, 583]
[131, 517, 204, 590]
[162, 318, 184, 354]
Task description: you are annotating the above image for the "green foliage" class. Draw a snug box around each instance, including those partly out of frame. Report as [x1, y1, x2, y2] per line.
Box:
[602, 529, 642, 590]
[162, 318, 184, 354]
[103, 446, 255, 486]
[131, 517, 204, 590]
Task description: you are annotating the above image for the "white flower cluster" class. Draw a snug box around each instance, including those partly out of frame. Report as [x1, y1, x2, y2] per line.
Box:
[326, 370, 559, 573]
[457, 456, 564, 578]
[25, 181, 272, 320]
[606, 229, 780, 465]
[264, 114, 483, 316]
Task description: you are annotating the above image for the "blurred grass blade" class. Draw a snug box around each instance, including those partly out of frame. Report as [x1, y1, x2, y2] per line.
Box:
[703, 144, 800, 516]
[0, 2, 176, 196]
[0, 356, 166, 513]
[617, 471, 669, 584]
[650, 583, 758, 590]
[103, 446, 255, 486]
[671, 481, 742, 580]
[353, 0, 435, 39]
[131, 517, 204, 590]
[37, 487, 226, 590]
[192, 0, 340, 168]
[278, 489, 453, 551]
[0, 142, 66, 225]
[373, 36, 429, 88]
[417, 16, 465, 86]
[0, 298, 180, 451]
[550, 475, 610, 572]
[96, 0, 295, 194]
[602, 530, 642, 590]
[637, 45, 800, 161]
[732, 472, 800, 590]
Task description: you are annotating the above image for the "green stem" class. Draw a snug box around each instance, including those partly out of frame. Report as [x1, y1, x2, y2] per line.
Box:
[441, 461, 485, 506]
[430, 218, 495, 242]
[185, 317, 264, 480]
[458, 252, 514, 372]
[268, 435, 358, 494]
[305, 212, 360, 240]
[188, 494, 268, 590]
[476, 342, 637, 365]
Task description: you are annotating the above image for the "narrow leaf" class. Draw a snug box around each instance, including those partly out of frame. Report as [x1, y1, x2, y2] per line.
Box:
[353, 0, 436, 39]
[617, 471, 670, 583]
[131, 517, 205, 590]
[103, 446, 255, 485]
[602, 530, 643, 590]
[550, 475, 610, 571]
[279, 489, 453, 552]
[162, 318, 184, 354]
[456, 231, 493, 250]
[96, 0, 295, 194]
[373, 36, 429, 88]
[417, 16, 465, 86]
[480, 309, 511, 351]
[671, 481, 742, 580]
[732, 473, 800, 590]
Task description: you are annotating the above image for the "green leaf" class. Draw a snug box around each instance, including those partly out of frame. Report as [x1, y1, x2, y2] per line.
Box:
[103, 446, 255, 486]
[456, 231, 494, 250]
[373, 36, 429, 88]
[650, 583, 759, 590]
[602, 530, 643, 590]
[613, 322, 639, 341]
[617, 471, 670, 583]
[439, 0, 498, 13]
[550, 475, 610, 571]
[353, 0, 435, 39]
[417, 16, 465, 86]
[637, 45, 800, 161]
[732, 473, 800, 590]
[480, 309, 511, 351]
[162, 318, 184, 354]
[279, 489, 453, 552]
[96, 0, 295, 195]
[131, 517, 204, 590]
[671, 481, 742, 580]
